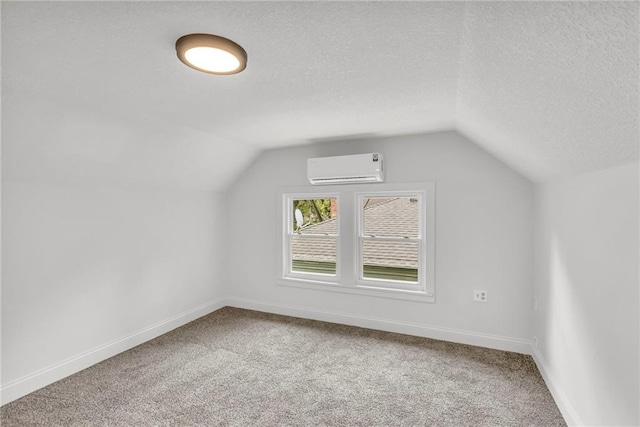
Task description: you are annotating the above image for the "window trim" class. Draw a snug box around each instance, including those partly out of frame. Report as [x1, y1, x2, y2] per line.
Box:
[277, 183, 435, 303]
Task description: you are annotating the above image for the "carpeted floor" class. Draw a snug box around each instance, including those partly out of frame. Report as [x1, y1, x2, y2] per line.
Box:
[1, 307, 566, 426]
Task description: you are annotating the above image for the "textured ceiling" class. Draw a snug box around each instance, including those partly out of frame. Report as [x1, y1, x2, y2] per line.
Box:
[457, 1, 639, 180]
[2, 1, 638, 189]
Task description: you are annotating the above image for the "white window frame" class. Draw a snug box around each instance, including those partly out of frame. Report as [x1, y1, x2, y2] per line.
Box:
[281, 192, 341, 285]
[356, 191, 427, 293]
[277, 183, 435, 303]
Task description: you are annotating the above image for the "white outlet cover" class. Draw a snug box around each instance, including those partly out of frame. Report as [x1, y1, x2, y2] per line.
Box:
[473, 290, 488, 302]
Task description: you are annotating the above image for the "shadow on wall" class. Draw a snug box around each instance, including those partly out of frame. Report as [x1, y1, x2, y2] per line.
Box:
[539, 223, 639, 425]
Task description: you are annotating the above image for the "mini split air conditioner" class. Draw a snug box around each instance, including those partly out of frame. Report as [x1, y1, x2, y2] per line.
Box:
[307, 153, 384, 185]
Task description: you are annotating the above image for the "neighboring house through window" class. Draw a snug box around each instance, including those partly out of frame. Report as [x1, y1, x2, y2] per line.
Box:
[357, 195, 424, 291]
[290, 196, 339, 277]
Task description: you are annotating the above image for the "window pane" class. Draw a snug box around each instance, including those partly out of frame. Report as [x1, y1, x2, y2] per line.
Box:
[362, 197, 419, 238]
[362, 240, 418, 282]
[292, 198, 338, 235]
[291, 236, 337, 275]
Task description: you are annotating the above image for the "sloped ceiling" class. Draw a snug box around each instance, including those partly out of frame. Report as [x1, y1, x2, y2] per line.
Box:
[2, 2, 638, 189]
[457, 2, 638, 180]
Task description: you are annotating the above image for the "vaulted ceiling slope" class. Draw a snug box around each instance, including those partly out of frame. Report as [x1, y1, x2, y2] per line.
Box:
[2, 2, 637, 189]
[457, 2, 638, 181]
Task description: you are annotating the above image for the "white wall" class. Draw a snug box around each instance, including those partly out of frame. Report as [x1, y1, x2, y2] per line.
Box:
[225, 131, 534, 348]
[1, 181, 226, 402]
[2, 90, 259, 192]
[533, 162, 639, 426]
[1, 86, 235, 403]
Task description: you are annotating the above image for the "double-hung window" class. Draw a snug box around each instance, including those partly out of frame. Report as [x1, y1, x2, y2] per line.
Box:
[357, 193, 426, 293]
[279, 183, 435, 302]
[284, 195, 339, 282]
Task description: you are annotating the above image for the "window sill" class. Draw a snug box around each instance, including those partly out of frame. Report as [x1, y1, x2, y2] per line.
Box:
[277, 277, 435, 303]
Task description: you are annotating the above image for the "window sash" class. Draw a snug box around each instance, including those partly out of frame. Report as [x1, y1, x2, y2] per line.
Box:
[358, 237, 423, 290]
[284, 194, 340, 281]
[290, 197, 338, 236]
[289, 235, 338, 277]
[356, 192, 426, 292]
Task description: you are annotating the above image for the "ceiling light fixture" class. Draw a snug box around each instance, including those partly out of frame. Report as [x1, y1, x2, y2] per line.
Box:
[175, 34, 247, 75]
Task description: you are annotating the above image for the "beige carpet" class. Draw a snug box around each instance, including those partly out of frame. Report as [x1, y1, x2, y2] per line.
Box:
[1, 307, 565, 426]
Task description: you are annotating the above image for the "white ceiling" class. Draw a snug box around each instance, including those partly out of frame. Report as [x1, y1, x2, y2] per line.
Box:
[2, 1, 638, 189]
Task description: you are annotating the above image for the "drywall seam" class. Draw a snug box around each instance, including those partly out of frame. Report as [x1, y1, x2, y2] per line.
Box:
[0, 298, 226, 406]
[531, 346, 582, 426]
[226, 296, 532, 355]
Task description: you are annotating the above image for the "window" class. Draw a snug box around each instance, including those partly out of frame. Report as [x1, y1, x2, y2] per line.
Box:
[357, 194, 425, 292]
[278, 183, 435, 302]
[284, 195, 339, 281]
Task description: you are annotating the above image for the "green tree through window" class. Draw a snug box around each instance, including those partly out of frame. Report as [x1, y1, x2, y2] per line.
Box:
[292, 198, 335, 232]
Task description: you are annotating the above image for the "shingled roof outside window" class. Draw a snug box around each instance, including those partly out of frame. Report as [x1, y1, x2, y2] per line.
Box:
[292, 198, 419, 281]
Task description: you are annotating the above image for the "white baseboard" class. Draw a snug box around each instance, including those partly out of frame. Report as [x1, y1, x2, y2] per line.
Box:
[1, 298, 226, 406]
[225, 296, 533, 355]
[4, 295, 571, 421]
[531, 346, 582, 426]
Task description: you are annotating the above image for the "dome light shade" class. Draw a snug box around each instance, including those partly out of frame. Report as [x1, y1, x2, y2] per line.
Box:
[176, 34, 247, 75]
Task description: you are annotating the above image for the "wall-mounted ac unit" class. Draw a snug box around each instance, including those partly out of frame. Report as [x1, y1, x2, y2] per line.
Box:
[307, 153, 384, 185]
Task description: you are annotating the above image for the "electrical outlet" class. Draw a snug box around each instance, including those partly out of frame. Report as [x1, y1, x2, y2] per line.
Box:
[533, 336, 539, 348]
[533, 296, 538, 311]
[473, 290, 488, 303]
